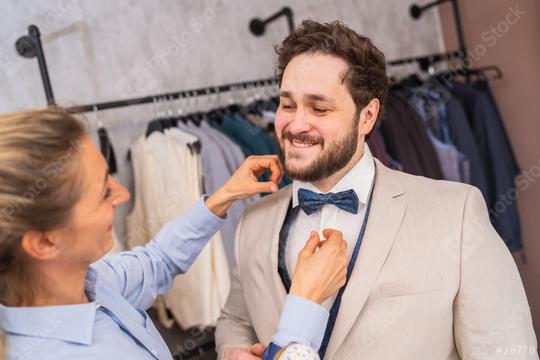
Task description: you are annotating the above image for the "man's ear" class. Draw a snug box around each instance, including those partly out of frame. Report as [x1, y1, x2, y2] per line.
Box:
[20, 230, 61, 260]
[358, 98, 381, 136]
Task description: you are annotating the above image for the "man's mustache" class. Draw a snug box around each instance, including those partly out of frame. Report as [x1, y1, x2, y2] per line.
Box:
[281, 131, 324, 146]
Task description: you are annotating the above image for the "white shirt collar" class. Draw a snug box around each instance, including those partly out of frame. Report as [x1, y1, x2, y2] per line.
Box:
[292, 143, 375, 207]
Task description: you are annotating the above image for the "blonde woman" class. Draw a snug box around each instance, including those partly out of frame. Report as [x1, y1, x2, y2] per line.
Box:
[0, 107, 347, 360]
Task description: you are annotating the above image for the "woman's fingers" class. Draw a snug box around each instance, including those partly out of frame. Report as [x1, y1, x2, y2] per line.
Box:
[246, 155, 283, 183]
[240, 155, 284, 195]
[206, 155, 284, 217]
[250, 181, 278, 194]
[302, 231, 321, 255]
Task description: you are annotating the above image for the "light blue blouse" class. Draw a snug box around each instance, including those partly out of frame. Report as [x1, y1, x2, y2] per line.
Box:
[1, 196, 328, 359]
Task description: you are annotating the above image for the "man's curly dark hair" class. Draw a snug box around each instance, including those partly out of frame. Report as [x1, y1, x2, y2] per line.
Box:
[275, 20, 390, 120]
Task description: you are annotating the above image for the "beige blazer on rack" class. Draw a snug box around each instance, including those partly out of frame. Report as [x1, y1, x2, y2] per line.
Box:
[216, 159, 537, 360]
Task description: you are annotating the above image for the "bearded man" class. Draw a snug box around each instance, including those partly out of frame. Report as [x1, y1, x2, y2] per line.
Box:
[215, 20, 536, 360]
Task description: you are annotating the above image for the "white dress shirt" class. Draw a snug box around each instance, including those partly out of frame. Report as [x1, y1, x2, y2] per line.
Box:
[287, 143, 375, 310]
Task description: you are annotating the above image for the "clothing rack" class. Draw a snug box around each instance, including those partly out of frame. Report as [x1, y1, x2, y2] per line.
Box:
[15, 23, 280, 113]
[15, 25, 55, 105]
[388, 0, 502, 81]
[67, 77, 279, 114]
[249, 6, 295, 37]
[388, 0, 467, 71]
[410, 0, 467, 58]
[387, 50, 462, 71]
[15, 1, 493, 114]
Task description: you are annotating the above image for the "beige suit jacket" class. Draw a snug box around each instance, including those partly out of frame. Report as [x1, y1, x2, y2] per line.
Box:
[216, 160, 537, 359]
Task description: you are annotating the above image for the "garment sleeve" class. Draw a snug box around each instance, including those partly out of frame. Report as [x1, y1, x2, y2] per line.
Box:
[271, 295, 329, 351]
[453, 186, 537, 360]
[215, 214, 259, 359]
[91, 196, 225, 309]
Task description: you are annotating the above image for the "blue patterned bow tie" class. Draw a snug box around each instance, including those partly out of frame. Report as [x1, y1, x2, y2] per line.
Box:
[297, 188, 359, 215]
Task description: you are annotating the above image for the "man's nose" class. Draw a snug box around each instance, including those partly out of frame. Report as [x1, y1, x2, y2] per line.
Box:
[287, 107, 311, 134]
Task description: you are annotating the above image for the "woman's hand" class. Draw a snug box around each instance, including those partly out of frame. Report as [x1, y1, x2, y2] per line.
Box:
[289, 229, 348, 304]
[205, 155, 284, 217]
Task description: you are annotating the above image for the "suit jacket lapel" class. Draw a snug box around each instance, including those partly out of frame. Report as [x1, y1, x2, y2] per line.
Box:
[266, 186, 293, 314]
[325, 160, 407, 359]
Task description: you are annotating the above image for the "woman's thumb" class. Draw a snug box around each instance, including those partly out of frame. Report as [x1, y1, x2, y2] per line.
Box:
[253, 181, 278, 194]
[303, 231, 320, 254]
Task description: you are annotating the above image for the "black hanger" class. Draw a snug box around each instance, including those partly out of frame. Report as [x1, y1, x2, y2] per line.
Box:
[431, 64, 502, 85]
[145, 118, 166, 137]
[98, 127, 117, 174]
[270, 95, 280, 108]
[183, 112, 195, 127]
[191, 112, 203, 127]
[176, 114, 187, 124]
[243, 101, 258, 116]
[400, 73, 424, 88]
[464, 65, 503, 83]
[227, 103, 242, 114]
[206, 109, 223, 126]
[166, 117, 178, 129]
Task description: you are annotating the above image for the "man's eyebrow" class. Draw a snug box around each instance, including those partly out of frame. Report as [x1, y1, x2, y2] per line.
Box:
[304, 93, 335, 104]
[279, 91, 334, 104]
[279, 90, 293, 98]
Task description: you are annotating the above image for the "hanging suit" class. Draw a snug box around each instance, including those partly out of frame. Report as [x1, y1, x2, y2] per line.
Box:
[448, 81, 522, 251]
[126, 128, 230, 330]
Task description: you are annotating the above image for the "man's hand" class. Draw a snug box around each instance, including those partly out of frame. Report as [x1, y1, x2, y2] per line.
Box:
[223, 343, 265, 359]
[289, 229, 348, 304]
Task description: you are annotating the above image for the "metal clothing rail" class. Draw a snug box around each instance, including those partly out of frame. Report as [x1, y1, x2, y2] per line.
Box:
[388, 0, 467, 70]
[15, 1, 470, 112]
[66, 77, 278, 114]
[14, 23, 281, 113]
[15, 25, 55, 105]
[249, 6, 294, 37]
[409, 0, 466, 60]
[387, 50, 462, 71]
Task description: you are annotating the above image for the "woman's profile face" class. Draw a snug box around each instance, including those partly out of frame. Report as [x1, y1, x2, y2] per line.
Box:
[54, 136, 130, 265]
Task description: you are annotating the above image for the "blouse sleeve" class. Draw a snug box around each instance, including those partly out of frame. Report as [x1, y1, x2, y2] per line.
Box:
[90, 195, 225, 309]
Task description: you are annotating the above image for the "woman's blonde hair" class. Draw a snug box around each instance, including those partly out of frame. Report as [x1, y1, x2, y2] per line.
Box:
[0, 330, 6, 360]
[0, 107, 86, 306]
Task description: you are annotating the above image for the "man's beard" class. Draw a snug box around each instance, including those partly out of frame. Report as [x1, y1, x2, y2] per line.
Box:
[279, 122, 359, 183]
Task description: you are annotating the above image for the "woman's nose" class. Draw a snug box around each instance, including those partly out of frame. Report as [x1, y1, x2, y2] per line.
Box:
[111, 178, 131, 206]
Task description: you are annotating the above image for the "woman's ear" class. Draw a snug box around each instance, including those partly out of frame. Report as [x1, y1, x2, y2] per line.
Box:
[359, 98, 381, 136]
[20, 230, 61, 260]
